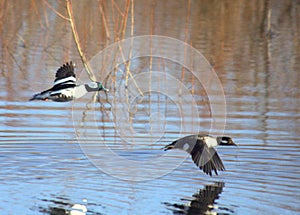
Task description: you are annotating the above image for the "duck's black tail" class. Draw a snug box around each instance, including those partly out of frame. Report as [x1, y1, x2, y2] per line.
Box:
[29, 91, 49, 101]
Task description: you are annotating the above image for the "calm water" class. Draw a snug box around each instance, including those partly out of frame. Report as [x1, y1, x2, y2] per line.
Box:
[1, 1, 300, 214]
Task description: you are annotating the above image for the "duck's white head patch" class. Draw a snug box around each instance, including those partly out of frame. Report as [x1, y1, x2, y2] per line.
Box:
[87, 82, 98, 89]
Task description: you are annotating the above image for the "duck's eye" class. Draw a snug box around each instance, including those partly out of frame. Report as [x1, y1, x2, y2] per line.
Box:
[88, 82, 98, 88]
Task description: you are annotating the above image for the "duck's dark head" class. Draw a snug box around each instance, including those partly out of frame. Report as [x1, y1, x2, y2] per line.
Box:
[85, 82, 109, 92]
[217, 136, 236, 146]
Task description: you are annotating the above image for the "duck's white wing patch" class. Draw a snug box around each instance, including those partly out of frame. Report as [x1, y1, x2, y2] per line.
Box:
[183, 143, 190, 151]
[53, 76, 76, 86]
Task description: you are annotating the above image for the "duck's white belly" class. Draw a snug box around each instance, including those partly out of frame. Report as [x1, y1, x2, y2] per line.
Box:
[54, 88, 75, 97]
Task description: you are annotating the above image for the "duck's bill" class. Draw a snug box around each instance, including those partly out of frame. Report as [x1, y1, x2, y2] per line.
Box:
[102, 86, 109, 92]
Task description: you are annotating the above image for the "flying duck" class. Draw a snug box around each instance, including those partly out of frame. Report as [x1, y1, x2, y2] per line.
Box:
[162, 134, 236, 176]
[29, 61, 108, 102]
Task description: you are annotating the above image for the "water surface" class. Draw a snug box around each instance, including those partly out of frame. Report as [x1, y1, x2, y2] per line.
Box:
[0, 1, 300, 214]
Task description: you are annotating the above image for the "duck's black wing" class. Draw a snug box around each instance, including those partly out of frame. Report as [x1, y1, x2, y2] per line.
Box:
[42, 61, 77, 92]
[53, 61, 76, 86]
[29, 62, 76, 101]
[190, 139, 225, 176]
[54, 61, 76, 82]
[48, 61, 77, 93]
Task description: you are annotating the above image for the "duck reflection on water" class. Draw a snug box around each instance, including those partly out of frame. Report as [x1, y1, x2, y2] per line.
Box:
[163, 182, 234, 214]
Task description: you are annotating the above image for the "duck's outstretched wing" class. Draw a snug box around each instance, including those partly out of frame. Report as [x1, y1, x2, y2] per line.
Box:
[53, 61, 76, 87]
[29, 62, 76, 101]
[190, 140, 225, 176]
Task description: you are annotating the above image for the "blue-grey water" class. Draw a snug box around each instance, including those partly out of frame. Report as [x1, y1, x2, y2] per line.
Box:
[1, 1, 300, 214]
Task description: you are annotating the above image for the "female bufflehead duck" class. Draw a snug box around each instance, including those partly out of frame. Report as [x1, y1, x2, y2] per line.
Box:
[163, 134, 236, 176]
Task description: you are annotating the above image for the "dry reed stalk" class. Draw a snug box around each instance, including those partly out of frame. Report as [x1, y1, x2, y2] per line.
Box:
[119, 0, 130, 39]
[33, 0, 46, 29]
[116, 41, 143, 95]
[148, 0, 155, 127]
[44, 0, 95, 81]
[181, 0, 191, 87]
[112, 0, 124, 17]
[0, 0, 5, 23]
[267, 8, 271, 34]
[149, 1, 154, 86]
[125, 0, 135, 122]
[182, 0, 191, 78]
[66, 0, 96, 81]
[43, 0, 69, 21]
[117, 0, 131, 89]
[116, 0, 143, 106]
[124, 0, 134, 87]
[6, 45, 22, 72]
[111, 1, 118, 38]
[130, 0, 134, 37]
[99, 0, 111, 39]
[40, 1, 49, 28]
[186, 0, 194, 96]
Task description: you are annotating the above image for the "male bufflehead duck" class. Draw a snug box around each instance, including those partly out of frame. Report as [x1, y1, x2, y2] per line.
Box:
[163, 134, 236, 176]
[29, 61, 108, 102]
